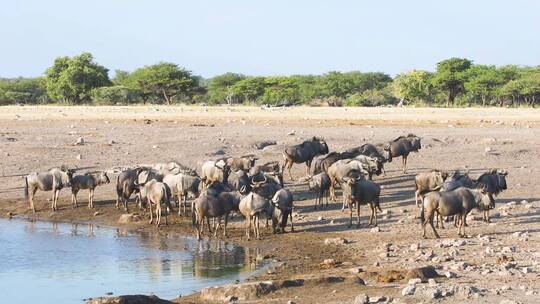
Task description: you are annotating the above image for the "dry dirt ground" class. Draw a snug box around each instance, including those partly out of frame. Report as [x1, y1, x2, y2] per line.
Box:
[1, 105, 540, 304]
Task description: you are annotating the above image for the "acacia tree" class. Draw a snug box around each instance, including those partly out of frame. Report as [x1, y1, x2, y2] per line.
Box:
[393, 70, 433, 104]
[207, 73, 246, 104]
[431, 58, 472, 106]
[125, 62, 199, 104]
[44, 52, 110, 103]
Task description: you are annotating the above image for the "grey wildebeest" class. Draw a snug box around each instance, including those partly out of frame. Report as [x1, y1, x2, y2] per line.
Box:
[226, 155, 258, 172]
[326, 158, 366, 202]
[347, 143, 389, 175]
[71, 171, 110, 208]
[192, 190, 243, 240]
[25, 167, 73, 212]
[239, 191, 273, 240]
[341, 176, 382, 228]
[354, 155, 383, 180]
[476, 169, 508, 222]
[135, 170, 173, 227]
[282, 137, 329, 180]
[201, 159, 230, 186]
[249, 160, 281, 177]
[421, 186, 491, 238]
[384, 134, 421, 174]
[308, 172, 331, 210]
[414, 170, 449, 207]
[163, 171, 201, 215]
[227, 170, 252, 195]
[270, 188, 294, 233]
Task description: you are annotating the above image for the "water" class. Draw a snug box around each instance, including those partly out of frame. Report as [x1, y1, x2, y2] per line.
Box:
[0, 218, 263, 303]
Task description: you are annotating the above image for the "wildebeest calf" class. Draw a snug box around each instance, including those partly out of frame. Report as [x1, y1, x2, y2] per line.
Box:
[308, 172, 331, 210]
[270, 188, 294, 233]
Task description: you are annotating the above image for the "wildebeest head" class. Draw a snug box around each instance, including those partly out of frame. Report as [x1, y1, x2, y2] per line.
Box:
[408, 134, 422, 151]
[475, 183, 492, 209]
[214, 159, 230, 182]
[64, 169, 74, 187]
[99, 171, 110, 184]
[496, 169, 508, 190]
[314, 137, 330, 155]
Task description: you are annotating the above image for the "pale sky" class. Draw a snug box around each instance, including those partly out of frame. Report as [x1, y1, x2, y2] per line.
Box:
[1, 0, 539, 78]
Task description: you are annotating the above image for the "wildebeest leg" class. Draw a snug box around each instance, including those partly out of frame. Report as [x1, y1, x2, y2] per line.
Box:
[148, 202, 153, 224]
[89, 189, 95, 209]
[255, 214, 261, 239]
[369, 203, 377, 226]
[305, 161, 311, 175]
[285, 160, 294, 181]
[356, 202, 361, 228]
[427, 210, 440, 238]
[71, 189, 78, 209]
[207, 218, 213, 234]
[213, 217, 221, 237]
[183, 193, 187, 215]
[223, 214, 228, 237]
[156, 204, 161, 227]
[348, 202, 353, 228]
[402, 156, 408, 174]
[54, 189, 60, 211]
[325, 190, 329, 208]
[29, 187, 37, 212]
[414, 190, 420, 207]
[289, 211, 294, 232]
[245, 215, 251, 240]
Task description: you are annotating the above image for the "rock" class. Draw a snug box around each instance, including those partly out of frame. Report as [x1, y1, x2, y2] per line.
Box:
[287, 130, 295, 136]
[76, 154, 82, 160]
[499, 300, 519, 304]
[453, 239, 466, 246]
[410, 243, 420, 251]
[317, 216, 325, 221]
[428, 278, 437, 286]
[451, 262, 469, 271]
[75, 137, 85, 145]
[93, 212, 100, 216]
[402, 285, 416, 296]
[118, 214, 143, 224]
[321, 259, 336, 268]
[370, 227, 380, 233]
[254, 140, 277, 150]
[501, 246, 516, 254]
[522, 267, 533, 274]
[353, 293, 369, 304]
[408, 278, 422, 285]
[152, 145, 159, 149]
[86, 295, 173, 304]
[368, 296, 385, 303]
[324, 237, 348, 245]
[445, 271, 457, 278]
[225, 295, 238, 303]
[286, 301, 295, 304]
[108, 140, 116, 145]
[348, 267, 363, 274]
[200, 281, 277, 302]
[404, 266, 439, 282]
[455, 285, 479, 298]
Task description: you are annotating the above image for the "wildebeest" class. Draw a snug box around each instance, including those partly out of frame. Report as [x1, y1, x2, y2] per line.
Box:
[341, 176, 382, 228]
[249, 160, 281, 177]
[192, 190, 243, 240]
[226, 155, 258, 172]
[440, 170, 475, 192]
[282, 137, 329, 180]
[414, 170, 448, 207]
[71, 171, 110, 208]
[384, 134, 421, 174]
[326, 159, 366, 202]
[308, 172, 331, 210]
[24, 167, 73, 212]
[353, 155, 383, 180]
[115, 167, 143, 212]
[250, 174, 283, 200]
[142, 161, 196, 176]
[163, 171, 201, 215]
[270, 188, 294, 233]
[135, 170, 173, 227]
[227, 170, 252, 195]
[476, 169, 508, 222]
[239, 191, 273, 240]
[347, 143, 390, 171]
[201, 159, 230, 185]
[319, 151, 358, 174]
[421, 186, 491, 238]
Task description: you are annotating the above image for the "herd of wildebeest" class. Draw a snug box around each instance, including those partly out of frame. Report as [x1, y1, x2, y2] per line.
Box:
[23, 134, 508, 240]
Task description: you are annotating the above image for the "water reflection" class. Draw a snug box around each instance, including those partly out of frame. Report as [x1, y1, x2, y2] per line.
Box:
[0, 219, 263, 304]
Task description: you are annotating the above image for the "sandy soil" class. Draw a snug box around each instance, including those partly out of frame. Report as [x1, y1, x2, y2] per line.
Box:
[1, 105, 540, 304]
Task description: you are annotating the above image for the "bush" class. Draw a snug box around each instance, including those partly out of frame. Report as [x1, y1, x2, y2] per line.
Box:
[345, 88, 397, 107]
[91, 86, 140, 105]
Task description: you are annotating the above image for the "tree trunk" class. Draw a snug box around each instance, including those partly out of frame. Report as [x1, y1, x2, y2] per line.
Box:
[162, 90, 171, 105]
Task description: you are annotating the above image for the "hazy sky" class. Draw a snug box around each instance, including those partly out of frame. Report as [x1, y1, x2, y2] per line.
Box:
[1, 0, 539, 78]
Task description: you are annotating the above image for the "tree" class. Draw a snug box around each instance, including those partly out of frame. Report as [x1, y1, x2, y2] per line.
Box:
[431, 58, 472, 106]
[112, 70, 130, 85]
[91, 86, 139, 105]
[463, 65, 507, 106]
[207, 73, 246, 104]
[0, 77, 48, 104]
[230, 77, 266, 103]
[44, 52, 110, 103]
[261, 77, 300, 105]
[393, 70, 433, 104]
[125, 62, 199, 104]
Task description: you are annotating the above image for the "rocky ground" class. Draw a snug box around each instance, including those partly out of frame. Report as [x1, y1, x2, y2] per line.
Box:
[1, 106, 540, 304]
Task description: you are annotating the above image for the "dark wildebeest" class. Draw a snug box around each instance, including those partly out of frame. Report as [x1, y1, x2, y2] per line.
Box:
[71, 171, 110, 208]
[354, 155, 383, 180]
[319, 151, 358, 174]
[25, 167, 73, 212]
[270, 188, 294, 233]
[341, 176, 382, 228]
[201, 159, 230, 186]
[226, 155, 258, 172]
[282, 137, 329, 180]
[250, 174, 283, 200]
[440, 170, 475, 192]
[384, 134, 421, 174]
[163, 171, 201, 215]
[326, 158, 366, 203]
[135, 170, 174, 227]
[192, 190, 243, 240]
[476, 169, 508, 222]
[115, 167, 143, 212]
[421, 186, 491, 238]
[249, 160, 281, 177]
[227, 169, 252, 195]
[414, 170, 448, 207]
[239, 191, 273, 240]
[308, 172, 331, 210]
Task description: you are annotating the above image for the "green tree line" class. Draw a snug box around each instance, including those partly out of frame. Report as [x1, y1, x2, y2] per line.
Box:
[1, 52, 539, 107]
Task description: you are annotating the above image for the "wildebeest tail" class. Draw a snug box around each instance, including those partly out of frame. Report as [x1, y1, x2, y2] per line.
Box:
[376, 197, 382, 212]
[24, 177, 29, 200]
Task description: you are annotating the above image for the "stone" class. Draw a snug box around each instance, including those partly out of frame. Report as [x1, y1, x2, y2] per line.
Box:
[76, 154, 82, 160]
[322, 259, 336, 267]
[408, 278, 422, 285]
[522, 267, 533, 274]
[499, 300, 518, 304]
[75, 137, 85, 145]
[200, 281, 277, 302]
[422, 287, 442, 299]
[404, 266, 439, 282]
[456, 285, 479, 298]
[368, 296, 385, 303]
[93, 211, 100, 216]
[317, 216, 325, 221]
[454, 239, 466, 246]
[501, 246, 516, 253]
[370, 226, 380, 233]
[410, 243, 420, 251]
[402, 285, 416, 296]
[428, 278, 437, 286]
[445, 271, 457, 278]
[287, 130, 296, 136]
[324, 237, 348, 245]
[118, 214, 143, 224]
[353, 293, 369, 304]
[85, 295, 172, 304]
[348, 267, 364, 274]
